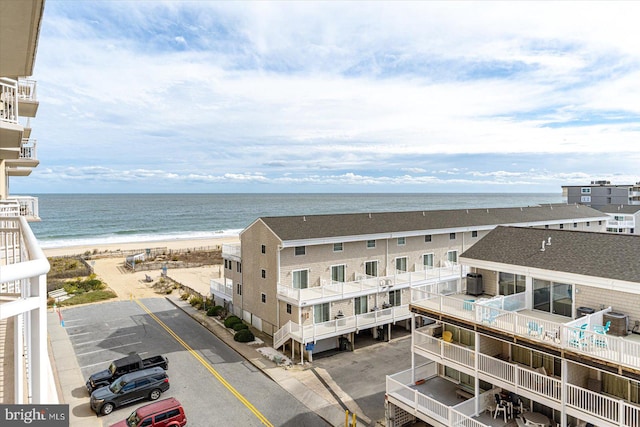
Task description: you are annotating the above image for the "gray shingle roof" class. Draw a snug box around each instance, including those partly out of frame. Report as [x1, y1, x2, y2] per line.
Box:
[460, 226, 640, 283]
[258, 204, 607, 241]
[599, 204, 640, 214]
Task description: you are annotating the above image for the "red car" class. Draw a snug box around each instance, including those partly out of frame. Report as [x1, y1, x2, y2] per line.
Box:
[109, 397, 186, 427]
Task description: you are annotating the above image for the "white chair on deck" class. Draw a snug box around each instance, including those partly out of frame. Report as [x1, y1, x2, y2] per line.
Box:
[494, 394, 508, 423]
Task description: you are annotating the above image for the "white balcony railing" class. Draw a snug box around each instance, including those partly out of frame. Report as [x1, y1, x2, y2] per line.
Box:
[20, 139, 37, 160]
[412, 291, 640, 374]
[209, 278, 233, 298]
[2, 196, 39, 220]
[222, 243, 241, 258]
[0, 216, 52, 403]
[0, 77, 19, 123]
[17, 79, 37, 102]
[278, 264, 465, 305]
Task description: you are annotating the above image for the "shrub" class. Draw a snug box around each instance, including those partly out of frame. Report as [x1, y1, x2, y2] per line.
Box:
[180, 292, 190, 300]
[165, 289, 173, 294]
[189, 295, 203, 310]
[232, 322, 248, 331]
[224, 315, 242, 328]
[207, 305, 224, 317]
[234, 329, 255, 342]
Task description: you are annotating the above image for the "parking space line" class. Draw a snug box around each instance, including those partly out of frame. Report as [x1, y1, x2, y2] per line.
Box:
[67, 331, 93, 337]
[75, 332, 138, 346]
[134, 299, 274, 427]
[75, 342, 142, 357]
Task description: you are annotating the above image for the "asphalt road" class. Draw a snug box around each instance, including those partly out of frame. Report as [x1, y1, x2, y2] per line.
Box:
[62, 298, 329, 426]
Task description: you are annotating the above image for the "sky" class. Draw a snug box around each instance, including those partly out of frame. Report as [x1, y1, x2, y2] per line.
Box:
[15, 1, 640, 193]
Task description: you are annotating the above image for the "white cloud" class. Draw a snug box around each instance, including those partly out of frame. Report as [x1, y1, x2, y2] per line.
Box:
[22, 1, 640, 193]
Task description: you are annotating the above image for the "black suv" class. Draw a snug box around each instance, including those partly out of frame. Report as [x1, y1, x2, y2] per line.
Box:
[90, 367, 170, 416]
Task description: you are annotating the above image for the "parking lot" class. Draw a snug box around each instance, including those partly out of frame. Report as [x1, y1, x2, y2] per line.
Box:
[52, 298, 328, 426]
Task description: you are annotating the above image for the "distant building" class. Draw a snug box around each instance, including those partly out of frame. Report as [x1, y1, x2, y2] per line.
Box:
[562, 179, 640, 209]
[213, 204, 608, 363]
[600, 204, 640, 235]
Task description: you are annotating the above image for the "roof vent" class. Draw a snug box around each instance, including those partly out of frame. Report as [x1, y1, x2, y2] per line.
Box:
[547, 237, 551, 246]
[303, 216, 306, 222]
[486, 209, 489, 213]
[541, 241, 546, 252]
[368, 213, 371, 219]
[422, 211, 425, 216]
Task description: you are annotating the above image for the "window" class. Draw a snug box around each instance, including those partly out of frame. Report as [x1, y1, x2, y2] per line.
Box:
[599, 221, 602, 225]
[581, 187, 592, 194]
[293, 269, 309, 289]
[545, 225, 549, 229]
[586, 221, 590, 226]
[397, 237, 406, 246]
[366, 239, 376, 248]
[389, 289, 401, 306]
[155, 412, 168, 422]
[261, 269, 266, 278]
[449, 233, 456, 240]
[286, 303, 291, 314]
[354, 296, 367, 315]
[261, 244, 266, 254]
[261, 293, 266, 303]
[236, 262, 241, 273]
[423, 253, 434, 269]
[447, 250, 458, 264]
[533, 279, 572, 317]
[424, 235, 432, 242]
[559, 224, 564, 229]
[395, 257, 407, 273]
[314, 303, 330, 323]
[472, 230, 478, 237]
[333, 242, 343, 252]
[498, 272, 525, 295]
[365, 260, 378, 277]
[236, 283, 242, 295]
[224, 259, 228, 269]
[331, 264, 345, 283]
[295, 246, 306, 256]
[140, 419, 153, 427]
[573, 222, 577, 228]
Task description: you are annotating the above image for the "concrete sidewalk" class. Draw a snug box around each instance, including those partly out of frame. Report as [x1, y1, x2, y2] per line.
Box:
[165, 295, 363, 427]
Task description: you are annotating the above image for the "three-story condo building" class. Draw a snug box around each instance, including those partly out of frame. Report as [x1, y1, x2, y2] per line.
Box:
[213, 204, 608, 363]
[385, 227, 640, 427]
[0, 0, 52, 404]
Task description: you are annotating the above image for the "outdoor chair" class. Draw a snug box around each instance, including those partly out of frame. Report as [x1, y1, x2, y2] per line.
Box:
[593, 320, 611, 334]
[494, 394, 508, 423]
[527, 321, 543, 337]
[569, 324, 588, 349]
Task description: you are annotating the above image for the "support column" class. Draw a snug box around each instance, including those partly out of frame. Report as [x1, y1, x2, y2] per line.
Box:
[0, 159, 7, 199]
[300, 342, 304, 365]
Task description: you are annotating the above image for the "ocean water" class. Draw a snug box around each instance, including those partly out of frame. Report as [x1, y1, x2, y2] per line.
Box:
[30, 193, 565, 249]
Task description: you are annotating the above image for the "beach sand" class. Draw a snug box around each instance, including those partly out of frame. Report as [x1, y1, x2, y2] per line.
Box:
[42, 236, 240, 258]
[44, 236, 240, 300]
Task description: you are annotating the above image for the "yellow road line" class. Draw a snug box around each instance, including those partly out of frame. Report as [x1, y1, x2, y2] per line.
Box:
[134, 299, 274, 427]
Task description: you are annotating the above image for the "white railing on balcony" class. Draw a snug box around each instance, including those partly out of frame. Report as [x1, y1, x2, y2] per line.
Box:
[209, 278, 233, 298]
[0, 77, 18, 122]
[4, 196, 39, 220]
[0, 216, 52, 403]
[278, 264, 464, 305]
[412, 291, 640, 372]
[275, 304, 411, 346]
[20, 139, 37, 160]
[222, 243, 241, 258]
[17, 79, 37, 102]
[607, 220, 635, 228]
[414, 331, 475, 370]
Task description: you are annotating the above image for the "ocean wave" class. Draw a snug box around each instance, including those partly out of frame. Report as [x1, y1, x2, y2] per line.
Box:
[37, 229, 243, 249]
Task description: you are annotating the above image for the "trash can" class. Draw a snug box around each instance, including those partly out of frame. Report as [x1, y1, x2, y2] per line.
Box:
[577, 307, 595, 317]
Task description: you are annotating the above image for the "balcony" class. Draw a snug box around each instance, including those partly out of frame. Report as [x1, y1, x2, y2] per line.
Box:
[0, 78, 23, 149]
[0, 216, 51, 403]
[222, 243, 241, 260]
[17, 79, 38, 117]
[209, 278, 233, 301]
[277, 264, 465, 306]
[411, 291, 640, 372]
[0, 197, 40, 221]
[5, 138, 38, 167]
[274, 304, 411, 348]
[386, 363, 640, 427]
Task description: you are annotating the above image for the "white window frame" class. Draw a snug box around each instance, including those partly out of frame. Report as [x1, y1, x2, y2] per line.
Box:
[366, 239, 376, 248]
[581, 187, 592, 194]
[423, 253, 434, 270]
[314, 303, 330, 323]
[395, 257, 407, 273]
[446, 250, 458, 264]
[365, 260, 378, 277]
[397, 237, 406, 246]
[294, 246, 306, 256]
[333, 242, 343, 252]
